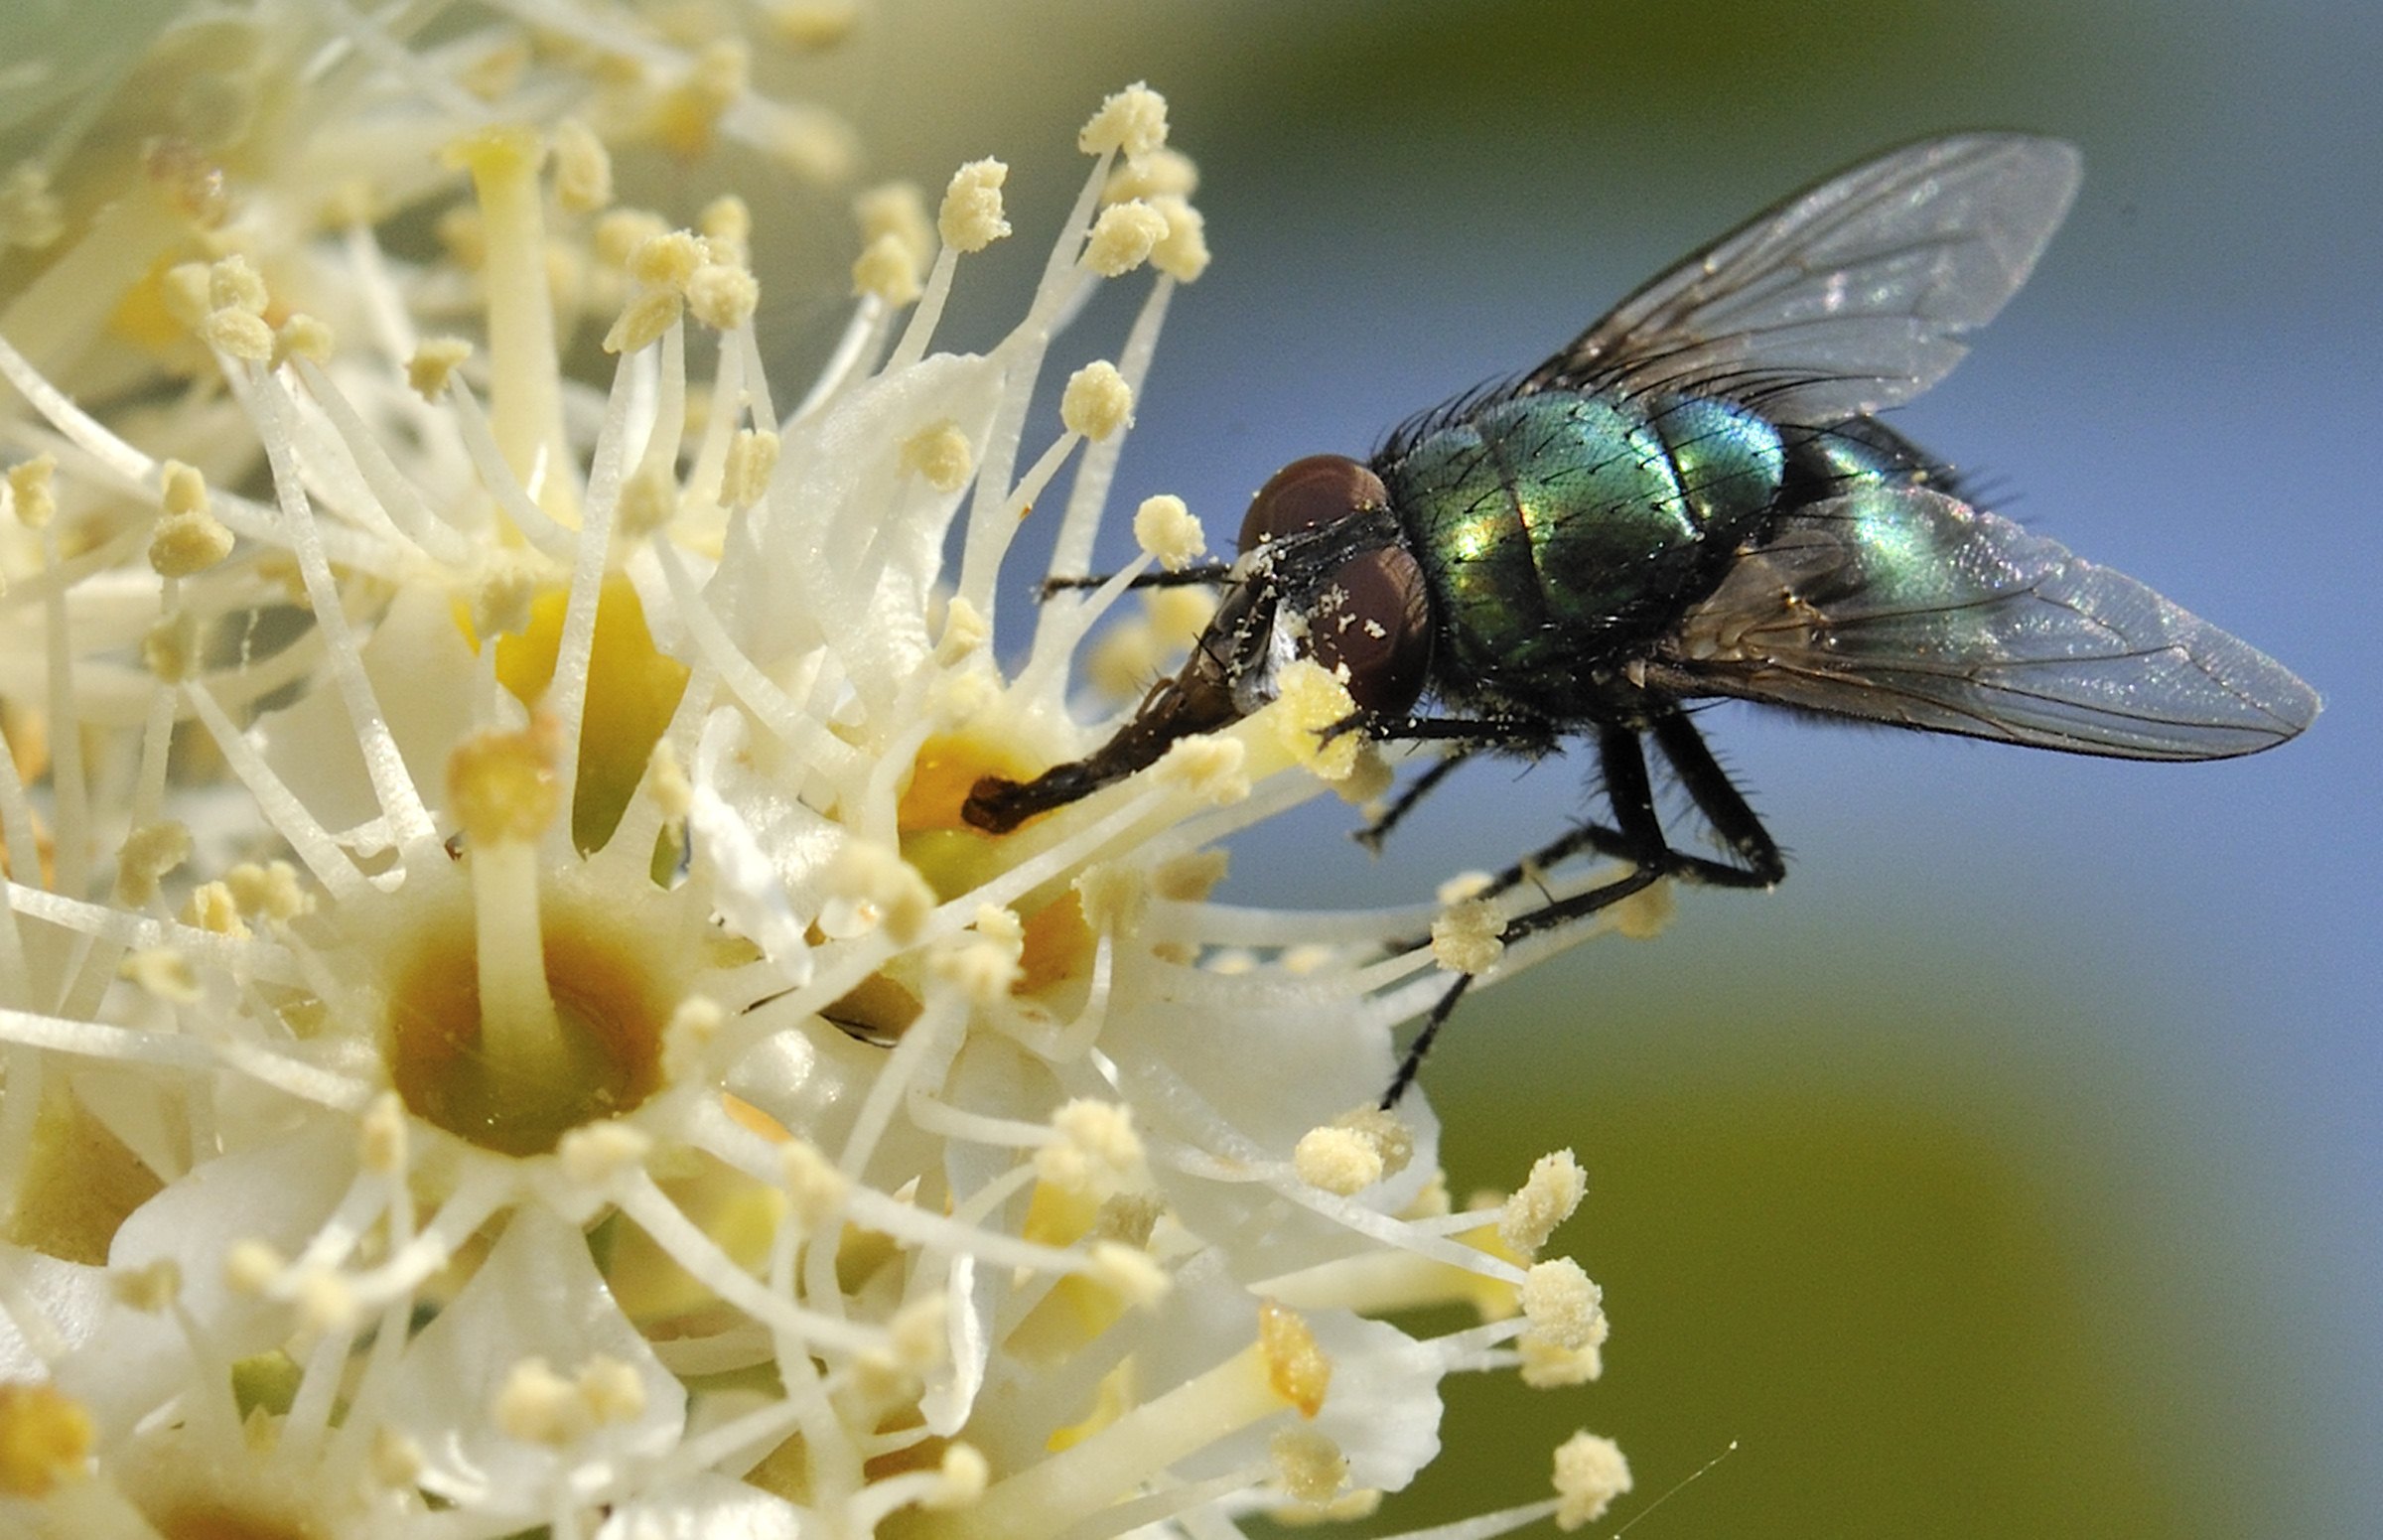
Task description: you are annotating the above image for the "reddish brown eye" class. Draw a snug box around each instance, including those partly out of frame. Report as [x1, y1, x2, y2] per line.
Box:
[1306, 542, 1433, 715]
[1238, 454, 1390, 553]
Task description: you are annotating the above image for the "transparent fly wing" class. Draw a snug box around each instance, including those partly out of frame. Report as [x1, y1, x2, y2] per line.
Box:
[1530, 135, 2082, 422]
[1666, 486, 2319, 759]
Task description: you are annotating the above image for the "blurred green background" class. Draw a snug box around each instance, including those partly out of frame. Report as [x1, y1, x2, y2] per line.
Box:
[15, 1, 2374, 1534]
[823, 3, 2376, 1535]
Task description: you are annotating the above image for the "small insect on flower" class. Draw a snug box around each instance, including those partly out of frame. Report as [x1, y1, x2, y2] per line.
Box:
[962, 135, 2320, 1101]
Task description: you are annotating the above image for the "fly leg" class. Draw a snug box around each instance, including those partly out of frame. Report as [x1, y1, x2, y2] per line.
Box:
[1037, 563, 1234, 599]
[1378, 711, 1782, 1105]
[1353, 748, 1478, 854]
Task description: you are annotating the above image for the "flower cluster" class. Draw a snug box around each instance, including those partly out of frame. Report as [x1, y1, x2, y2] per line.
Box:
[0, 4, 1633, 1535]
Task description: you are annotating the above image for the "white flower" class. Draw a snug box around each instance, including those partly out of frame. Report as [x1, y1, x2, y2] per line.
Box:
[0, 8, 1633, 1536]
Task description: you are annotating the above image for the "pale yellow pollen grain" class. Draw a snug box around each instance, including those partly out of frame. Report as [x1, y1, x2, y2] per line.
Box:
[359, 1093, 409, 1175]
[369, 1428, 425, 1488]
[1332, 741, 1395, 806]
[0, 1382, 94, 1497]
[407, 338, 474, 400]
[1132, 493, 1204, 569]
[1340, 1106, 1414, 1177]
[577, 1356, 645, 1424]
[294, 1266, 358, 1333]
[855, 180, 933, 266]
[659, 995, 723, 1083]
[225, 859, 311, 920]
[1075, 862, 1148, 933]
[119, 948, 200, 1002]
[827, 841, 937, 945]
[889, 1297, 950, 1374]
[932, 933, 1022, 1003]
[595, 209, 671, 269]
[1147, 585, 1218, 647]
[852, 229, 923, 304]
[899, 420, 974, 491]
[922, 1442, 991, 1510]
[273, 312, 335, 366]
[1519, 1257, 1605, 1351]
[1088, 1240, 1171, 1307]
[473, 561, 540, 639]
[722, 428, 781, 508]
[1037, 1099, 1145, 1196]
[207, 254, 267, 315]
[973, 903, 1026, 947]
[1156, 734, 1249, 807]
[1432, 897, 1505, 975]
[200, 307, 275, 360]
[938, 159, 1012, 252]
[1083, 199, 1169, 276]
[646, 740, 692, 820]
[779, 1139, 850, 1228]
[223, 1240, 285, 1295]
[552, 118, 614, 213]
[931, 668, 994, 726]
[495, 1358, 584, 1446]
[686, 260, 760, 330]
[1610, 878, 1676, 940]
[6, 454, 57, 528]
[180, 881, 247, 937]
[1518, 1333, 1605, 1389]
[691, 38, 752, 106]
[1079, 82, 1170, 159]
[1270, 1426, 1348, 1503]
[113, 821, 192, 907]
[1060, 360, 1135, 440]
[1103, 145, 1199, 204]
[1500, 1149, 1587, 1258]
[160, 262, 212, 329]
[1151, 848, 1229, 903]
[142, 611, 200, 682]
[557, 1121, 654, 1187]
[1272, 658, 1363, 781]
[108, 1258, 181, 1313]
[1293, 1127, 1383, 1195]
[701, 195, 753, 254]
[448, 726, 562, 845]
[617, 461, 679, 538]
[769, 0, 861, 49]
[458, 35, 529, 101]
[1257, 1300, 1332, 1417]
[605, 288, 685, 354]
[1552, 1432, 1633, 1530]
[628, 229, 706, 291]
[934, 595, 991, 664]
[1436, 869, 1493, 906]
[150, 508, 235, 577]
[160, 460, 208, 516]
[1148, 194, 1212, 282]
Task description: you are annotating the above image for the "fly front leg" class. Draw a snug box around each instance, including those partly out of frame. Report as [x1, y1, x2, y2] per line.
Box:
[1353, 747, 1477, 854]
[1037, 563, 1235, 599]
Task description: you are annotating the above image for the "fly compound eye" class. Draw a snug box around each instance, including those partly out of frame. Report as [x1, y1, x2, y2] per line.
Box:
[1308, 544, 1433, 715]
[1238, 454, 1390, 553]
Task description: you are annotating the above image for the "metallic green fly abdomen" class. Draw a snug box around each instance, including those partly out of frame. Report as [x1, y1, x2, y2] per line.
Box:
[959, 132, 2318, 1100]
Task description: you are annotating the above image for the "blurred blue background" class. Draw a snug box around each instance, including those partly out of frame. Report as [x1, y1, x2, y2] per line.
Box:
[816, 2, 2379, 1532]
